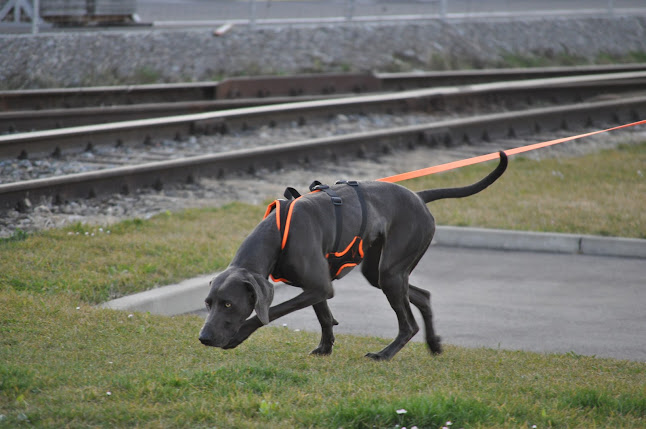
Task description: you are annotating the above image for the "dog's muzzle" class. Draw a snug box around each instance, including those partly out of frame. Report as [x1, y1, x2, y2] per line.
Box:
[199, 334, 215, 347]
[198, 326, 219, 347]
[199, 324, 232, 348]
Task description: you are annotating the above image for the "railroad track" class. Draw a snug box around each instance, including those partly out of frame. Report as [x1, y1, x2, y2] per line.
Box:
[2, 70, 646, 160]
[1, 70, 645, 212]
[2, 63, 646, 132]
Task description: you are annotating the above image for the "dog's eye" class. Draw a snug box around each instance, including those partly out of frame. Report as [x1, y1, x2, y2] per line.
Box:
[205, 299, 212, 310]
[224, 302, 232, 308]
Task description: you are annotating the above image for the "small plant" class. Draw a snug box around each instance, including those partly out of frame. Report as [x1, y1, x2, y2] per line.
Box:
[259, 399, 278, 416]
[0, 229, 28, 244]
[133, 66, 162, 84]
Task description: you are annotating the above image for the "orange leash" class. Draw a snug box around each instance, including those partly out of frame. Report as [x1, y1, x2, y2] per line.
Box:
[377, 119, 646, 183]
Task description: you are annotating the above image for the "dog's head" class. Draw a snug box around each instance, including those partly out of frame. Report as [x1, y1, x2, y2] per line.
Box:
[198, 267, 274, 348]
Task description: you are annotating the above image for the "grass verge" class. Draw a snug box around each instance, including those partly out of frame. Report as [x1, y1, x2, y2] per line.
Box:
[403, 142, 646, 238]
[1, 143, 645, 427]
[1, 290, 645, 428]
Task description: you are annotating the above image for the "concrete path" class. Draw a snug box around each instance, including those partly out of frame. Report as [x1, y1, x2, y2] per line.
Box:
[104, 227, 646, 362]
[259, 246, 646, 362]
[136, 0, 646, 24]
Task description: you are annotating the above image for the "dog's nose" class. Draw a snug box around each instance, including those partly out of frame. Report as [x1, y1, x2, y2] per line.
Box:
[199, 334, 212, 346]
[199, 328, 212, 346]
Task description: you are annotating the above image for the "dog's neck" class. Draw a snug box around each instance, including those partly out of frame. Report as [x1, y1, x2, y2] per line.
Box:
[230, 218, 281, 278]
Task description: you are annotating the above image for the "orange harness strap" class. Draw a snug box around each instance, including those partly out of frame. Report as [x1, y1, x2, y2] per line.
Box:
[264, 181, 367, 283]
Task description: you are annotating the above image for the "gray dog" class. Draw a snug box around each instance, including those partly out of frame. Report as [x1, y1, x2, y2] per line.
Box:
[199, 152, 507, 360]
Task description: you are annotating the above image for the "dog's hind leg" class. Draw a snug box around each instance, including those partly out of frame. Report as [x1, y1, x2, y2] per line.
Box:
[408, 285, 442, 354]
[310, 301, 339, 356]
[366, 270, 419, 361]
[360, 238, 419, 360]
[363, 251, 441, 356]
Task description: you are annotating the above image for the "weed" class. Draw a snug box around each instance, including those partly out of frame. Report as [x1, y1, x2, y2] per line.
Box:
[0, 229, 28, 244]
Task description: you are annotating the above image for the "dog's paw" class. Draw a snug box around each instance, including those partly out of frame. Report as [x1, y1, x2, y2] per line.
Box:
[365, 352, 390, 361]
[428, 335, 443, 355]
[223, 319, 263, 349]
[310, 345, 333, 356]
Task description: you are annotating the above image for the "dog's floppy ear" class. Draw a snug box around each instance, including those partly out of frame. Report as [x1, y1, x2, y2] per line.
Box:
[244, 272, 274, 325]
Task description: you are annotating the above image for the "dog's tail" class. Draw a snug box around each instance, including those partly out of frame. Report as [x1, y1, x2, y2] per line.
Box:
[416, 151, 508, 203]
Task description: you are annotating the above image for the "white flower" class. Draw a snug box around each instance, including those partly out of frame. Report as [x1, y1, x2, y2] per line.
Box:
[396, 409, 407, 415]
[446, 422, 453, 426]
[76, 307, 80, 310]
[128, 314, 134, 318]
[106, 391, 112, 396]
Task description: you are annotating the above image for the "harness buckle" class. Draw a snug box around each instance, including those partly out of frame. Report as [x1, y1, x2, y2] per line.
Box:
[309, 180, 327, 192]
[330, 196, 343, 206]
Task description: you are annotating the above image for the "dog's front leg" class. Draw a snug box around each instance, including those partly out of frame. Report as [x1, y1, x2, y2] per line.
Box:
[310, 300, 339, 355]
[224, 287, 333, 349]
[222, 317, 263, 349]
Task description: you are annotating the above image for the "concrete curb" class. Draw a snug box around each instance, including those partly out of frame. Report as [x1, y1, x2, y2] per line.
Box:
[101, 226, 646, 314]
[433, 226, 646, 258]
[101, 273, 213, 316]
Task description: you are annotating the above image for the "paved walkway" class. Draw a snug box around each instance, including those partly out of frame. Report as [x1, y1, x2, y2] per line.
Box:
[136, 0, 646, 23]
[189, 245, 646, 361]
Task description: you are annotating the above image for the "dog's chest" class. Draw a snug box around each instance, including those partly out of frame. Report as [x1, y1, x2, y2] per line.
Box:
[264, 188, 366, 284]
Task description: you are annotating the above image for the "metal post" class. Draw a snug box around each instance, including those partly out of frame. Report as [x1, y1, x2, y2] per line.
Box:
[31, 0, 39, 34]
[249, 0, 256, 29]
[440, 0, 447, 20]
[346, 0, 354, 22]
[14, 0, 21, 22]
[607, 0, 615, 16]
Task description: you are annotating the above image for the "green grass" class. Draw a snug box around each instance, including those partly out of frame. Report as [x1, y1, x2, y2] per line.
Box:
[404, 142, 646, 238]
[1, 143, 645, 427]
[0, 204, 264, 304]
[1, 290, 644, 428]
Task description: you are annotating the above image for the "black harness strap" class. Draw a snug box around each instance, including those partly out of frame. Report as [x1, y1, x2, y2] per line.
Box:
[309, 180, 344, 252]
[336, 180, 367, 237]
[283, 186, 301, 200]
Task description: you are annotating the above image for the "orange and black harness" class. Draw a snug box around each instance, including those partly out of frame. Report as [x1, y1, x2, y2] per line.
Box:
[263, 180, 367, 284]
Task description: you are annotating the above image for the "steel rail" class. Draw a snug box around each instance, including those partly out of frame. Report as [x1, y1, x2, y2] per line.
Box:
[376, 63, 646, 90]
[1, 95, 644, 211]
[3, 79, 645, 133]
[0, 94, 361, 132]
[0, 73, 379, 111]
[1, 71, 646, 160]
[2, 63, 645, 114]
[0, 81, 219, 111]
